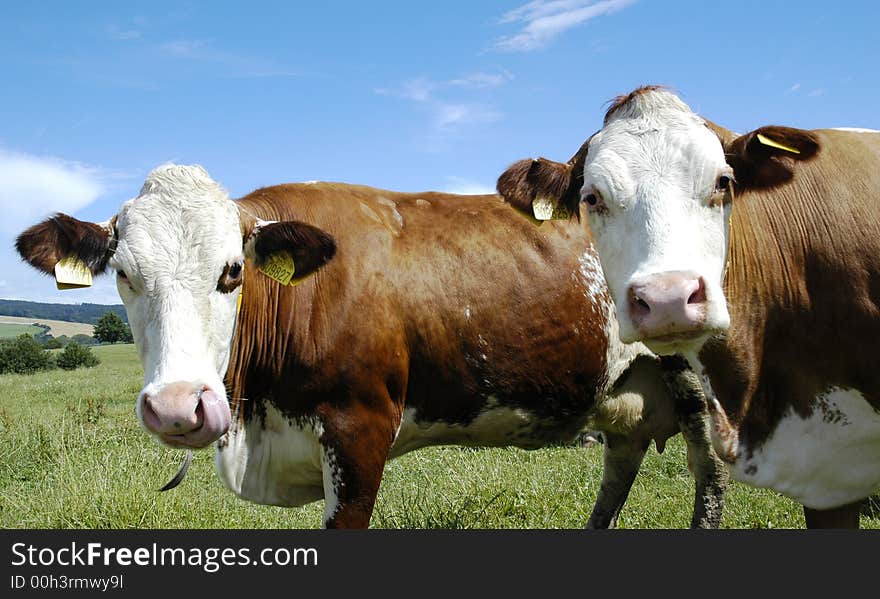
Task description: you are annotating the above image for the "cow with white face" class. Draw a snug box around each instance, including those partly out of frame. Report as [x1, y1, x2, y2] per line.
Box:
[16, 164, 335, 450]
[498, 86, 880, 527]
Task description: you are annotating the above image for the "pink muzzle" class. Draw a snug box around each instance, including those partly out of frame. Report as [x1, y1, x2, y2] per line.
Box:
[627, 270, 709, 342]
[140, 381, 231, 449]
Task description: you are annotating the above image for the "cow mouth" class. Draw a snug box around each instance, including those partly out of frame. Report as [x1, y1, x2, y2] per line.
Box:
[638, 328, 714, 355]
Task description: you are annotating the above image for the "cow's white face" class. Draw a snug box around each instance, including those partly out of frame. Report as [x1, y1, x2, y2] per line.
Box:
[110, 165, 243, 448]
[580, 91, 733, 355]
[15, 163, 337, 451]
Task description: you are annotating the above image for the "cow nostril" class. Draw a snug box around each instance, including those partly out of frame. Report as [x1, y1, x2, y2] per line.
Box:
[688, 279, 707, 305]
[634, 295, 650, 311]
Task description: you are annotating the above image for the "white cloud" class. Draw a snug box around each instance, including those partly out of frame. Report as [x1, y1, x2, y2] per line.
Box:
[107, 26, 142, 41]
[789, 83, 802, 93]
[376, 73, 509, 134]
[434, 104, 503, 130]
[448, 71, 514, 88]
[0, 150, 125, 304]
[158, 39, 301, 78]
[808, 88, 826, 97]
[493, 0, 637, 52]
[443, 176, 496, 196]
[0, 149, 107, 235]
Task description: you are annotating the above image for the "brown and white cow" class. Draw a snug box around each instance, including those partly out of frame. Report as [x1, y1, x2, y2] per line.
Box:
[497, 86, 880, 527]
[16, 163, 725, 528]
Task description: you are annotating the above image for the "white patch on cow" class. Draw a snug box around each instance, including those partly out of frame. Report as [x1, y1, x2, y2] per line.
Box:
[321, 445, 342, 526]
[464, 305, 471, 320]
[301, 180, 320, 184]
[725, 387, 880, 509]
[577, 245, 607, 303]
[375, 196, 404, 234]
[830, 127, 880, 133]
[575, 242, 651, 393]
[109, 164, 243, 431]
[581, 89, 732, 351]
[215, 403, 325, 507]
[391, 399, 546, 456]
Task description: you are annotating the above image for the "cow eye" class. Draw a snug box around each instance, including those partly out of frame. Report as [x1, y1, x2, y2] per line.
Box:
[217, 260, 244, 293]
[581, 188, 606, 213]
[717, 175, 733, 192]
[117, 270, 128, 280]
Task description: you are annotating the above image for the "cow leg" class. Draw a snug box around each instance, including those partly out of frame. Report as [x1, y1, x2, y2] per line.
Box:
[803, 502, 861, 529]
[587, 433, 647, 529]
[660, 356, 728, 529]
[319, 408, 396, 529]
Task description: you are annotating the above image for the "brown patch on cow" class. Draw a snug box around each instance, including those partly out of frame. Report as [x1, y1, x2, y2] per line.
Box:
[603, 85, 669, 124]
[251, 220, 337, 280]
[724, 126, 821, 191]
[15, 213, 113, 275]
[496, 137, 592, 219]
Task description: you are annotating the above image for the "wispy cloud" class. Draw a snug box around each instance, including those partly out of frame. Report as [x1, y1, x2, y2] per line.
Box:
[376, 72, 509, 133]
[158, 38, 302, 78]
[443, 176, 496, 195]
[448, 71, 514, 88]
[808, 88, 826, 97]
[493, 0, 637, 52]
[107, 26, 142, 41]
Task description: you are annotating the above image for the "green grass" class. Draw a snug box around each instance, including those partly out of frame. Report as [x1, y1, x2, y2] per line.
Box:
[0, 343, 877, 529]
[0, 323, 42, 339]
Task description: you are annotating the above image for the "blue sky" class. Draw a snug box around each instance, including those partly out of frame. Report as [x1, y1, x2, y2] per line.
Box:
[2, 0, 878, 303]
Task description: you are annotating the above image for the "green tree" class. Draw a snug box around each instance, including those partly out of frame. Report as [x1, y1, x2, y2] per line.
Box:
[71, 334, 98, 346]
[93, 312, 132, 344]
[56, 341, 100, 370]
[0, 334, 55, 374]
[44, 337, 64, 349]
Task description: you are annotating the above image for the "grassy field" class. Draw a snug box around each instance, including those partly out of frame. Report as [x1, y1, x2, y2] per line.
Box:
[0, 315, 94, 338]
[0, 343, 877, 529]
[0, 323, 43, 339]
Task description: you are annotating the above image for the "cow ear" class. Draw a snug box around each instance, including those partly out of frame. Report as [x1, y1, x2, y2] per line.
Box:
[496, 158, 575, 220]
[496, 137, 591, 221]
[725, 125, 820, 190]
[16, 213, 114, 275]
[245, 221, 337, 281]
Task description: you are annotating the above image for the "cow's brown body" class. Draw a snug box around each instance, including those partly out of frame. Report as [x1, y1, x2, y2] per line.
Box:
[222, 183, 721, 527]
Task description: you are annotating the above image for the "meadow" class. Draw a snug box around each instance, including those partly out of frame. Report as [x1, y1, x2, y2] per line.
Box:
[0, 323, 43, 339]
[1, 343, 877, 529]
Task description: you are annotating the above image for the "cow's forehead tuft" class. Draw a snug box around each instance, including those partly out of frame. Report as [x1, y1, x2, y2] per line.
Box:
[137, 163, 228, 202]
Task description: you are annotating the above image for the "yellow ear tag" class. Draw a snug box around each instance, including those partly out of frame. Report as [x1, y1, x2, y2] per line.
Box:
[236, 292, 243, 315]
[258, 252, 295, 286]
[756, 133, 801, 154]
[54, 256, 93, 290]
[532, 197, 572, 221]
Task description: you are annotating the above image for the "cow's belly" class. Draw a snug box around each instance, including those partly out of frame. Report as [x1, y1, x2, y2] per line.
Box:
[730, 387, 880, 509]
[389, 400, 585, 458]
[215, 403, 324, 507]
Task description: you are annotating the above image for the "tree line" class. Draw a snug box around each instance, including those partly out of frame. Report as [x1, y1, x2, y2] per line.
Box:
[0, 299, 127, 325]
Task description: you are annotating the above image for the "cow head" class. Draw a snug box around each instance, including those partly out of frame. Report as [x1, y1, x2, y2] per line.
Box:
[498, 86, 818, 356]
[16, 164, 336, 448]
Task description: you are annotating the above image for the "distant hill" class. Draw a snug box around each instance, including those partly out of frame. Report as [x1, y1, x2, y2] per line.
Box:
[0, 299, 127, 324]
